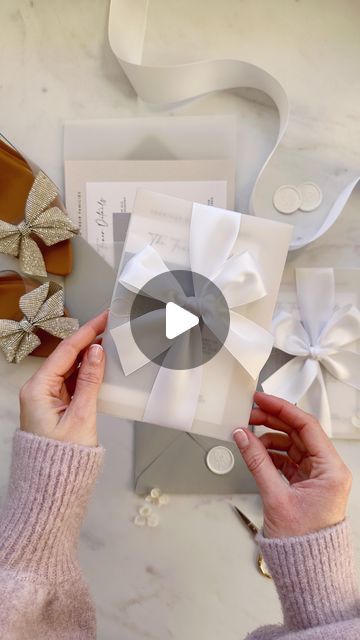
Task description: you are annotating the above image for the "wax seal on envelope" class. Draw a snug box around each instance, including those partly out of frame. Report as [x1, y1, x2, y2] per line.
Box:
[206, 446, 235, 475]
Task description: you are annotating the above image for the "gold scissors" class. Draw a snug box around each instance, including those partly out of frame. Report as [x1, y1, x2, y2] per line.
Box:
[232, 506, 272, 579]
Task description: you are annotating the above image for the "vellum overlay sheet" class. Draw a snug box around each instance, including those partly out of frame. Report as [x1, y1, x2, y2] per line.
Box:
[64, 158, 235, 268]
[98, 189, 292, 441]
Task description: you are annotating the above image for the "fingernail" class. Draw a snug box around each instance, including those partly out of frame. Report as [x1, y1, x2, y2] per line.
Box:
[232, 428, 249, 448]
[88, 344, 104, 365]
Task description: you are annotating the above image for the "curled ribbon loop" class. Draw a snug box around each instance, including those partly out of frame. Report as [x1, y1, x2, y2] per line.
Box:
[262, 269, 360, 436]
[110, 203, 274, 431]
[0, 171, 79, 276]
[0, 281, 79, 364]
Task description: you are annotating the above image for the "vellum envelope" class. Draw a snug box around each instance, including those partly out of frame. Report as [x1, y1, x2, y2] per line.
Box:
[98, 189, 292, 441]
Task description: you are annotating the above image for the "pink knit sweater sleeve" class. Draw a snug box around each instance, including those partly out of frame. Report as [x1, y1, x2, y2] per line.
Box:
[0, 429, 104, 640]
[247, 520, 360, 639]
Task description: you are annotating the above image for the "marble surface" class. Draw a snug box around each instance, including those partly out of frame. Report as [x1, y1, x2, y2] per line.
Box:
[0, 1, 359, 638]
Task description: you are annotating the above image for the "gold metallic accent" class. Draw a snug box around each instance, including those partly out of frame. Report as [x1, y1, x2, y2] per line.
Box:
[0, 171, 78, 276]
[232, 505, 272, 580]
[0, 281, 79, 363]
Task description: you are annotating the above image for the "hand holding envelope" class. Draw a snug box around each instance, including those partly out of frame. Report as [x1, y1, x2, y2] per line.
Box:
[98, 189, 292, 442]
[109, 203, 275, 432]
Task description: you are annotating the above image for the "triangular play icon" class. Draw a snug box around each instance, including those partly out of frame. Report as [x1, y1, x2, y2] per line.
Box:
[165, 302, 199, 340]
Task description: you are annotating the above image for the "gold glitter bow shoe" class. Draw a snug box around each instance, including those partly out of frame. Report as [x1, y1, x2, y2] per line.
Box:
[0, 271, 79, 363]
[0, 138, 78, 277]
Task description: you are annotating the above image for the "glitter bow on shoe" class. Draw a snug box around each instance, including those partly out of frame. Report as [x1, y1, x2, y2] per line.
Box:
[0, 171, 78, 276]
[0, 281, 79, 363]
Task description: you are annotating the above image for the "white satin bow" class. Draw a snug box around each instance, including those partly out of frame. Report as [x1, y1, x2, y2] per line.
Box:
[262, 269, 360, 436]
[110, 203, 274, 431]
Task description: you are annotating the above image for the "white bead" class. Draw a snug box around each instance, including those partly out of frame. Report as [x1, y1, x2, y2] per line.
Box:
[145, 495, 153, 503]
[134, 515, 146, 527]
[150, 487, 161, 499]
[139, 505, 152, 517]
[159, 494, 170, 506]
[273, 185, 302, 214]
[298, 182, 323, 212]
[147, 513, 160, 527]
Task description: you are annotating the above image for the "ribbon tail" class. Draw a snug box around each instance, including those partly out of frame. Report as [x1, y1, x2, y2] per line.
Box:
[222, 311, 274, 380]
[110, 308, 169, 376]
[15, 333, 42, 363]
[0, 331, 41, 364]
[0, 325, 24, 363]
[143, 327, 203, 431]
[262, 356, 319, 404]
[143, 366, 203, 431]
[110, 320, 151, 375]
[19, 236, 47, 277]
[263, 357, 333, 435]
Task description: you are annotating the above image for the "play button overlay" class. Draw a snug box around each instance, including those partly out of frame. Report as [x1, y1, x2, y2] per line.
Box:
[165, 302, 199, 339]
[130, 269, 230, 370]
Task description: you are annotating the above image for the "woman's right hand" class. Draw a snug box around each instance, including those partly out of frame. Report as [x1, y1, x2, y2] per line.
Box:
[233, 392, 352, 539]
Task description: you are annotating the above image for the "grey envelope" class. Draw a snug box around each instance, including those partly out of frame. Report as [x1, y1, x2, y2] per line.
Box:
[134, 421, 258, 495]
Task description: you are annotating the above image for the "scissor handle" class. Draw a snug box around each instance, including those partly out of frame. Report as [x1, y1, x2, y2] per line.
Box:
[257, 553, 272, 579]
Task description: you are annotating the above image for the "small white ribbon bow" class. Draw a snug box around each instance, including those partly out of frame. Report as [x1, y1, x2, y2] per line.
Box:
[110, 203, 274, 431]
[262, 269, 360, 436]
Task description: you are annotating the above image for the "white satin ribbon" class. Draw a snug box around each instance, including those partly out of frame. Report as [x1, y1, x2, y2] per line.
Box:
[108, 0, 360, 250]
[262, 269, 360, 436]
[110, 204, 274, 431]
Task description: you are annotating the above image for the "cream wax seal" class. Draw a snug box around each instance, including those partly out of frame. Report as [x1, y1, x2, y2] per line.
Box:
[298, 182, 323, 212]
[206, 446, 235, 475]
[273, 185, 302, 214]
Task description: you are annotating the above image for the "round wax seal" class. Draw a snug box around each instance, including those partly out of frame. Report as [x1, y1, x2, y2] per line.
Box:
[273, 185, 302, 214]
[206, 446, 235, 475]
[298, 182, 323, 211]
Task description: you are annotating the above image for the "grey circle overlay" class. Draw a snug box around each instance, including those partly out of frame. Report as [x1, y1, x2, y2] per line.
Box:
[130, 269, 230, 370]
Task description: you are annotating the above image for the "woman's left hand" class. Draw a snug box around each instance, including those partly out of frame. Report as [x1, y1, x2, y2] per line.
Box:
[19, 310, 108, 447]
